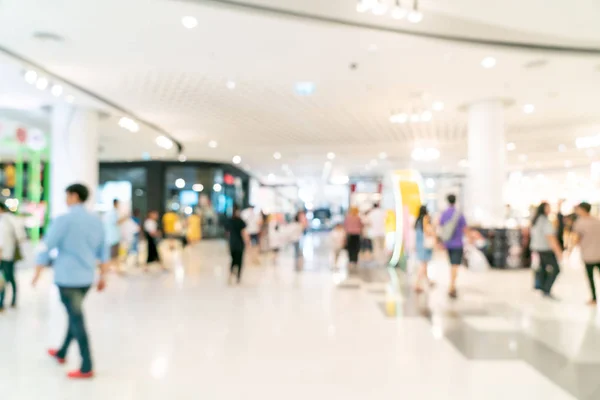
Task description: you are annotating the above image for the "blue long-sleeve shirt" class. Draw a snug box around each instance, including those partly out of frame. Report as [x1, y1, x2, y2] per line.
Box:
[36, 205, 109, 287]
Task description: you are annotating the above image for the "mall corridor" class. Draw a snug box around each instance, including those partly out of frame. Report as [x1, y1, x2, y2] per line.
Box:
[1, 236, 598, 400]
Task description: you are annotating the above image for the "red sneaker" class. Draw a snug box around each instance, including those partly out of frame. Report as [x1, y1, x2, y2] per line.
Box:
[47, 349, 66, 364]
[67, 370, 94, 379]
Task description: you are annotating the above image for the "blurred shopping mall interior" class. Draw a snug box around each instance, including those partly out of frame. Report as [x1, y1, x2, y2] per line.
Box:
[1, 0, 600, 399]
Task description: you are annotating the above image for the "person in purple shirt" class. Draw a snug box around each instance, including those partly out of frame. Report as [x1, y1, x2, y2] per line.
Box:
[439, 194, 467, 299]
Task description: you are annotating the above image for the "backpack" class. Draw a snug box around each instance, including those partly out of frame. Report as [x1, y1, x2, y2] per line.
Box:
[439, 210, 461, 242]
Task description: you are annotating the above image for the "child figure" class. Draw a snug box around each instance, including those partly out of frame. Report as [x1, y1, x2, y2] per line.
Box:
[330, 224, 346, 269]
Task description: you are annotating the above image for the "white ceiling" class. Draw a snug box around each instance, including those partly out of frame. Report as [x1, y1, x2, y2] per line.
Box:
[0, 0, 599, 181]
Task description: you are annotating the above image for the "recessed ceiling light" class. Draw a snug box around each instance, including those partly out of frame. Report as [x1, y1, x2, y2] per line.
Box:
[213, 183, 222, 192]
[506, 142, 516, 151]
[24, 70, 37, 84]
[181, 16, 198, 29]
[156, 135, 174, 150]
[65, 95, 75, 103]
[327, 152, 336, 160]
[175, 178, 186, 189]
[273, 152, 282, 160]
[51, 84, 63, 97]
[481, 57, 497, 69]
[232, 155, 241, 164]
[208, 140, 218, 148]
[392, 5, 408, 19]
[35, 77, 48, 90]
[371, 1, 388, 15]
[226, 80, 236, 90]
[407, 9, 423, 23]
[356, 0, 371, 13]
[523, 104, 535, 114]
[392, 113, 408, 124]
[421, 110, 432, 122]
[192, 183, 204, 192]
[432, 101, 444, 111]
[178, 154, 187, 162]
[379, 152, 387, 160]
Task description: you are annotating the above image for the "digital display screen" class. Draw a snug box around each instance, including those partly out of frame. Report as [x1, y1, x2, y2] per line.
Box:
[180, 190, 199, 206]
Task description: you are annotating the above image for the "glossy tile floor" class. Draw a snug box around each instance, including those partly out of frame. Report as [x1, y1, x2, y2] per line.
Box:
[1, 234, 599, 399]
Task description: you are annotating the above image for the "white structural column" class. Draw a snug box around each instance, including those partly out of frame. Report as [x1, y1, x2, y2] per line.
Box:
[50, 104, 100, 217]
[466, 100, 506, 227]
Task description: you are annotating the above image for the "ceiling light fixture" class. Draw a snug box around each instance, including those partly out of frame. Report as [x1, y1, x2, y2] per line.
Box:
[232, 155, 241, 164]
[523, 104, 535, 114]
[432, 101, 444, 111]
[208, 140, 218, 148]
[273, 152, 282, 160]
[24, 70, 37, 84]
[51, 84, 63, 97]
[356, 0, 372, 13]
[192, 183, 204, 192]
[407, 0, 423, 23]
[576, 134, 600, 149]
[564, 160, 573, 168]
[421, 110, 432, 122]
[268, 173, 276, 181]
[226, 80, 236, 90]
[410, 113, 421, 123]
[371, 0, 388, 15]
[178, 154, 187, 162]
[175, 178, 186, 189]
[35, 77, 48, 90]
[390, 113, 408, 124]
[156, 135, 174, 150]
[327, 152, 336, 160]
[481, 56, 497, 69]
[391, 0, 408, 19]
[506, 142, 516, 151]
[379, 152, 387, 159]
[181, 16, 198, 29]
[213, 183, 222, 192]
[118, 117, 140, 133]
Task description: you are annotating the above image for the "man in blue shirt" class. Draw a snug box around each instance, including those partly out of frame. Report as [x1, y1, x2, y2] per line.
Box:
[32, 183, 109, 379]
[439, 194, 467, 299]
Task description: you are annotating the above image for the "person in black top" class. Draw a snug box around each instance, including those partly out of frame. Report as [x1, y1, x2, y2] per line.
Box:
[226, 206, 250, 284]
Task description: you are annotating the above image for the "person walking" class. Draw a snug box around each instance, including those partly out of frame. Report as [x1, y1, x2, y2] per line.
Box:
[530, 202, 563, 299]
[344, 206, 363, 273]
[572, 202, 600, 305]
[241, 206, 262, 264]
[104, 199, 127, 272]
[143, 210, 165, 271]
[226, 206, 250, 284]
[0, 203, 26, 311]
[32, 183, 109, 379]
[439, 194, 467, 299]
[414, 205, 435, 293]
[289, 213, 305, 271]
[367, 203, 387, 265]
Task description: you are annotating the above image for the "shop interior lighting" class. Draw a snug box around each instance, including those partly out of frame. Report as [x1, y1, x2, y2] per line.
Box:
[407, 0, 423, 23]
[156, 135, 174, 150]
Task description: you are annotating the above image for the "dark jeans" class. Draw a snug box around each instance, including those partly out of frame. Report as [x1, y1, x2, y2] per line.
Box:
[57, 286, 92, 373]
[0, 260, 16, 308]
[585, 262, 600, 301]
[347, 234, 361, 263]
[535, 251, 560, 295]
[230, 249, 244, 281]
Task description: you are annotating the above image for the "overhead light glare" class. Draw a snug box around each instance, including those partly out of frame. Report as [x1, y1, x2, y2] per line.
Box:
[432, 101, 444, 111]
[175, 178, 186, 189]
[118, 117, 140, 133]
[576, 134, 600, 149]
[24, 70, 37, 84]
[35, 77, 48, 90]
[379, 152, 387, 159]
[481, 56, 497, 69]
[412, 147, 440, 162]
[523, 104, 535, 114]
[327, 152, 336, 160]
[226, 80, 236, 90]
[232, 155, 241, 164]
[208, 140, 218, 148]
[193, 183, 204, 192]
[156, 135, 174, 150]
[273, 152, 282, 160]
[181, 16, 198, 29]
[506, 142, 516, 151]
[213, 183, 222, 192]
[51, 84, 63, 97]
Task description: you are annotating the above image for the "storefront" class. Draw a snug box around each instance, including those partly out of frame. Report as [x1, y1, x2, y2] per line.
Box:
[99, 161, 250, 238]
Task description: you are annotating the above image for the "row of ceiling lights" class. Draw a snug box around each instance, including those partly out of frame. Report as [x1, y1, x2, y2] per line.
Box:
[390, 101, 443, 124]
[23, 69, 75, 103]
[356, 0, 424, 24]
